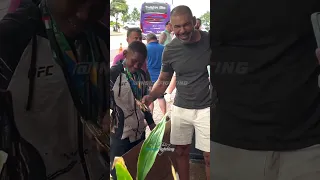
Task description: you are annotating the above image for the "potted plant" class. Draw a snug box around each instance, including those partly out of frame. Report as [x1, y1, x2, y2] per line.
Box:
[112, 113, 177, 180]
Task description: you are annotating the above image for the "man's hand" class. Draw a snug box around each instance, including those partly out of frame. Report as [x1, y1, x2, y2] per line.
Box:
[142, 95, 155, 106]
[143, 72, 173, 106]
[148, 123, 156, 131]
[316, 48, 320, 63]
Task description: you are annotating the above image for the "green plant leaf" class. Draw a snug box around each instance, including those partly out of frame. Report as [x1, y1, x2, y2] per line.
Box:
[169, 157, 178, 180]
[136, 113, 168, 180]
[114, 157, 133, 180]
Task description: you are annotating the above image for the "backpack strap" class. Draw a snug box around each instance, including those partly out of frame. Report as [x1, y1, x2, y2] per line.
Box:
[25, 34, 38, 111]
[25, 3, 43, 110]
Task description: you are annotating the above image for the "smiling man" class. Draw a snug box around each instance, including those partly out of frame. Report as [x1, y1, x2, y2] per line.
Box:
[142, 5, 211, 180]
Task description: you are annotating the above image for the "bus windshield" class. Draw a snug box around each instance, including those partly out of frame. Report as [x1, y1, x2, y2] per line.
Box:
[140, 2, 171, 36]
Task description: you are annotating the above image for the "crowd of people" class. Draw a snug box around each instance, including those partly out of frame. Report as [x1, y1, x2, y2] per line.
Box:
[0, 1, 210, 180]
[109, 6, 211, 180]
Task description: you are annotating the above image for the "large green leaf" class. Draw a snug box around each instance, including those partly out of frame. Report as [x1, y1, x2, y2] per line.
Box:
[136, 113, 168, 180]
[114, 157, 133, 180]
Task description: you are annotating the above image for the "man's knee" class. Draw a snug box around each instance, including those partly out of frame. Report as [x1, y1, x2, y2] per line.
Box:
[203, 152, 210, 166]
[175, 145, 190, 156]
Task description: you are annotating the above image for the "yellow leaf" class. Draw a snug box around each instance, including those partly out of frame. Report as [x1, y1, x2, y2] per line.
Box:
[112, 156, 126, 169]
[113, 157, 133, 180]
[169, 157, 177, 180]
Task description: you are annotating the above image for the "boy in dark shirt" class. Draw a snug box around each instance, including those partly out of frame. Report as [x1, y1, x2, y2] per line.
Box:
[110, 41, 155, 179]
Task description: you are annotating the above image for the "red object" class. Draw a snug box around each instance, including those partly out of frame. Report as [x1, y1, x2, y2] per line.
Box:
[8, 0, 20, 13]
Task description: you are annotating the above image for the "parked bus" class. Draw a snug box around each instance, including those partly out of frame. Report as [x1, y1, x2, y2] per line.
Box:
[140, 2, 171, 39]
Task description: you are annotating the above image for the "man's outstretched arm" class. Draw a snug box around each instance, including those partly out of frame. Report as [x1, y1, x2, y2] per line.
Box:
[142, 47, 174, 106]
[149, 72, 173, 100]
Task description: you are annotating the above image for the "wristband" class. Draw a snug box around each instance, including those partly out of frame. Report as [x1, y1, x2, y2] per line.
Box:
[150, 95, 157, 102]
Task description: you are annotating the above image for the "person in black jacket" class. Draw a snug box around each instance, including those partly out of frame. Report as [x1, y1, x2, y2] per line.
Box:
[109, 41, 155, 179]
[0, 0, 109, 179]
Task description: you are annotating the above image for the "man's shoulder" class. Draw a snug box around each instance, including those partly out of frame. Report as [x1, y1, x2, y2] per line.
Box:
[158, 43, 165, 50]
[2, 3, 41, 25]
[110, 63, 124, 83]
[163, 38, 181, 52]
[155, 42, 164, 47]
[161, 31, 167, 35]
[0, 3, 43, 37]
[110, 62, 123, 71]
[146, 43, 152, 48]
[147, 42, 164, 49]
[114, 52, 124, 60]
[113, 52, 124, 65]
[200, 30, 209, 37]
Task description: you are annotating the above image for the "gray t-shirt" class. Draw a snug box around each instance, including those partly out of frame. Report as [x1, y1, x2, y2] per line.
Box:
[161, 31, 211, 109]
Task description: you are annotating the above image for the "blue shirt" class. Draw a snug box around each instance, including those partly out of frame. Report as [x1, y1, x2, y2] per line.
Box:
[146, 42, 164, 83]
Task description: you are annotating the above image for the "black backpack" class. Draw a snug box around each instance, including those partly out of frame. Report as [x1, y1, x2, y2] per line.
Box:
[0, 2, 110, 178]
[0, 3, 47, 179]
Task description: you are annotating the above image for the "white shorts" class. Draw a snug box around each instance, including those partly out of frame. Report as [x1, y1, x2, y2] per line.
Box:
[170, 105, 210, 152]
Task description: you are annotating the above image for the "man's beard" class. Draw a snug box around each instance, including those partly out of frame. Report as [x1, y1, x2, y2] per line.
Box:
[178, 28, 196, 44]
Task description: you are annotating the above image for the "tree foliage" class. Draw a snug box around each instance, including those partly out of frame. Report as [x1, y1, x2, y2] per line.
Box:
[121, 13, 131, 24]
[131, 7, 140, 22]
[110, 0, 129, 30]
[200, 11, 210, 30]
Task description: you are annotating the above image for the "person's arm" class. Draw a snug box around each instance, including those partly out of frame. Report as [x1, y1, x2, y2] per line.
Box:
[140, 70, 156, 130]
[158, 32, 167, 45]
[109, 64, 123, 108]
[0, 4, 40, 89]
[148, 47, 174, 100]
[165, 73, 176, 94]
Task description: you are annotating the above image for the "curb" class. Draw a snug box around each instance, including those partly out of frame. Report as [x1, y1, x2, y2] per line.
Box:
[110, 33, 125, 36]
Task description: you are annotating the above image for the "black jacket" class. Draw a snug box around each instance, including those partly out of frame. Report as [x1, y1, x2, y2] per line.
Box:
[0, 3, 109, 89]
